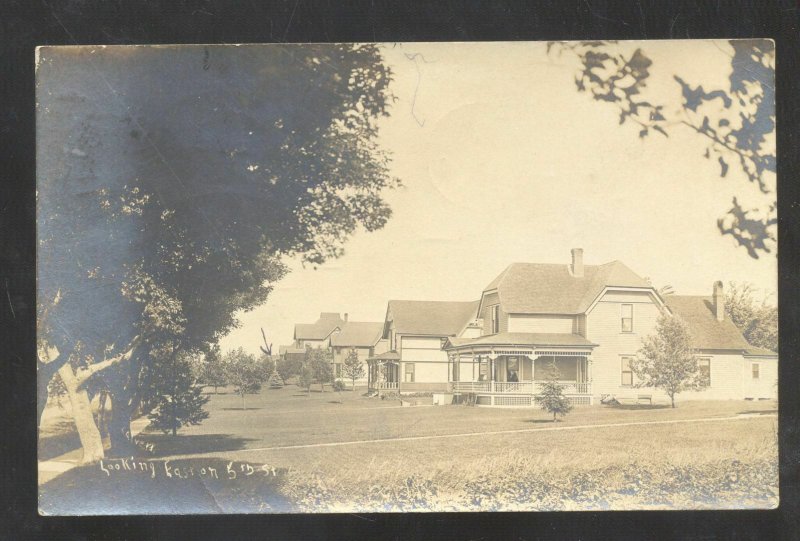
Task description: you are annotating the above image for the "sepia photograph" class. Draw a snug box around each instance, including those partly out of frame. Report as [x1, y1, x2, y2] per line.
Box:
[36, 39, 777, 514]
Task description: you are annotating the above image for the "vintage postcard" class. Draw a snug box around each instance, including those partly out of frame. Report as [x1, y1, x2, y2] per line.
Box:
[36, 40, 777, 514]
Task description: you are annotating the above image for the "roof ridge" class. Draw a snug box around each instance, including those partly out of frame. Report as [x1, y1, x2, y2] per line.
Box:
[388, 299, 478, 304]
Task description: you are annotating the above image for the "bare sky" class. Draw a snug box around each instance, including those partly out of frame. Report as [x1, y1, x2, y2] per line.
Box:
[220, 40, 777, 355]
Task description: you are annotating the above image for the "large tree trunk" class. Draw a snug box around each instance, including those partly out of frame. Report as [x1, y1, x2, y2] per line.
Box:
[37, 343, 75, 428]
[107, 390, 138, 456]
[107, 352, 146, 456]
[58, 364, 105, 464]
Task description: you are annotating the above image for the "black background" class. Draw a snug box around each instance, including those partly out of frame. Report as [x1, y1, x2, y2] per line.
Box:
[2, 1, 798, 539]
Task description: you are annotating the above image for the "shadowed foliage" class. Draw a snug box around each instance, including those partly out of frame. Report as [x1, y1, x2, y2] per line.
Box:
[549, 40, 775, 259]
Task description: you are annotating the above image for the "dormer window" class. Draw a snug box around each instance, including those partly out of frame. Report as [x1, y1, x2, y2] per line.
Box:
[491, 304, 500, 334]
[621, 304, 633, 333]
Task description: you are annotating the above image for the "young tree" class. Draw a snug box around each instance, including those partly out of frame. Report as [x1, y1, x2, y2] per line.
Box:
[533, 359, 574, 422]
[342, 349, 366, 391]
[297, 364, 314, 394]
[198, 345, 227, 394]
[306, 347, 334, 392]
[629, 314, 703, 408]
[725, 282, 778, 352]
[276, 355, 302, 383]
[147, 350, 210, 436]
[224, 348, 266, 410]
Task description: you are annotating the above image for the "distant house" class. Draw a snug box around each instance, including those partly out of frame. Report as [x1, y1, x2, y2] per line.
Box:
[290, 312, 387, 385]
[368, 249, 777, 405]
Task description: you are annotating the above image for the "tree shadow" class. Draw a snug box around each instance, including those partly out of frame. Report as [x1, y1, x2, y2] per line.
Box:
[135, 433, 259, 458]
[38, 429, 82, 461]
[523, 419, 560, 424]
[737, 409, 777, 415]
[604, 404, 671, 410]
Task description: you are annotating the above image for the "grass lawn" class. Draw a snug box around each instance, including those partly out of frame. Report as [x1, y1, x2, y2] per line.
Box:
[39, 385, 778, 513]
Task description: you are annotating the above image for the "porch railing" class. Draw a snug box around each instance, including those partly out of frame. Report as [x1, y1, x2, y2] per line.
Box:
[375, 381, 399, 390]
[452, 380, 590, 395]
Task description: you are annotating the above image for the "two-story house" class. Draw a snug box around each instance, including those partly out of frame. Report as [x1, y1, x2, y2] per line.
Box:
[366, 248, 777, 405]
[286, 312, 388, 386]
[366, 300, 479, 392]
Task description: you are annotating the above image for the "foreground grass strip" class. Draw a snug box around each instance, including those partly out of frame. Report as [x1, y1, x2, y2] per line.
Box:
[164, 413, 776, 458]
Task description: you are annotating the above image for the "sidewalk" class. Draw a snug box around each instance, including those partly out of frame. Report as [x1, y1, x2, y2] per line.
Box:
[38, 416, 150, 485]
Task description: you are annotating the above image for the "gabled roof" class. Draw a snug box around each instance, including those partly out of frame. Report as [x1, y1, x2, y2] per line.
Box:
[293, 312, 345, 340]
[483, 261, 652, 315]
[330, 322, 384, 348]
[387, 300, 480, 336]
[445, 332, 596, 349]
[664, 296, 752, 351]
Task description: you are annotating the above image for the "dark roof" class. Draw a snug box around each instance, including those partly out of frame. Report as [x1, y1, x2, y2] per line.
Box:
[387, 300, 480, 336]
[744, 347, 778, 357]
[484, 261, 651, 315]
[665, 296, 752, 351]
[293, 312, 345, 340]
[367, 350, 401, 361]
[330, 322, 384, 347]
[445, 332, 596, 349]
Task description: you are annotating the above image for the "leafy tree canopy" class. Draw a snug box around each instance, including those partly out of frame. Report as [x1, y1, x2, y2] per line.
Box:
[549, 40, 775, 259]
[629, 314, 703, 408]
[36, 44, 397, 427]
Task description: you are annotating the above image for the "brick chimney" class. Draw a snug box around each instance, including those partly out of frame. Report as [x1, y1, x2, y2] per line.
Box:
[571, 248, 584, 278]
[713, 281, 724, 322]
[344, 313, 349, 323]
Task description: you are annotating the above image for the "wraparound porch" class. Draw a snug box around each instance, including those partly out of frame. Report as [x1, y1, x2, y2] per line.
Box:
[444, 334, 596, 406]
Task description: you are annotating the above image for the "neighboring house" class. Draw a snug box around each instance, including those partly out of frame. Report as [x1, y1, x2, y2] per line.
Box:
[330, 321, 386, 382]
[664, 285, 778, 401]
[278, 345, 306, 364]
[293, 312, 346, 349]
[366, 300, 479, 393]
[369, 249, 777, 405]
[291, 312, 387, 385]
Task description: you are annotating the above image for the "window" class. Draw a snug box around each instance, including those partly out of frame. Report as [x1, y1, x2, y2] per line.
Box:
[621, 304, 633, 333]
[752, 363, 760, 380]
[697, 357, 711, 387]
[490, 304, 500, 334]
[404, 362, 415, 383]
[621, 356, 634, 386]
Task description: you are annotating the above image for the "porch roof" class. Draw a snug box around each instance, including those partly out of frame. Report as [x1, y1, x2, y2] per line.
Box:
[366, 350, 401, 362]
[444, 332, 597, 350]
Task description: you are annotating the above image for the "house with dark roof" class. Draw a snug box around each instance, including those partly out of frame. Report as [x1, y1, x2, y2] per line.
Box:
[368, 248, 777, 405]
[290, 312, 387, 386]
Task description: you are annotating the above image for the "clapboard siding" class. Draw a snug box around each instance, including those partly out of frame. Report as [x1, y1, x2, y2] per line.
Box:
[480, 291, 507, 335]
[586, 290, 661, 397]
[401, 336, 443, 350]
[507, 314, 574, 333]
[742, 356, 778, 399]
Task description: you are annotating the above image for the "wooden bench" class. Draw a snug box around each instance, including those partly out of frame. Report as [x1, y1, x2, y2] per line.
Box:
[637, 394, 653, 405]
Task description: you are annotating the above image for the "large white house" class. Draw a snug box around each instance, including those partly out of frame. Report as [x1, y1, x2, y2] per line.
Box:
[366, 249, 777, 406]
